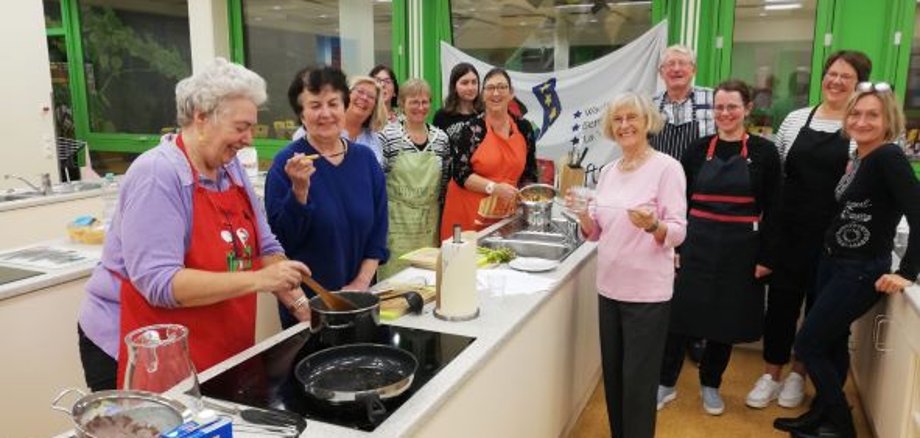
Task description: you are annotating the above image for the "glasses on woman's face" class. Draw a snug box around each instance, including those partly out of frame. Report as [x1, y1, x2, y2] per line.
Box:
[375, 76, 394, 86]
[483, 83, 510, 94]
[351, 87, 377, 102]
[611, 113, 641, 125]
[824, 71, 856, 83]
[714, 103, 744, 114]
[856, 81, 892, 94]
[405, 97, 430, 108]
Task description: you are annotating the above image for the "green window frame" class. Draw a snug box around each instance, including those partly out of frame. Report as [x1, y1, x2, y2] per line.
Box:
[225, 0, 409, 160]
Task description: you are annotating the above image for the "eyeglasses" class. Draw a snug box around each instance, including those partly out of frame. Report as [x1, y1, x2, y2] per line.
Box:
[714, 104, 744, 113]
[611, 114, 641, 125]
[405, 98, 430, 108]
[856, 82, 892, 94]
[660, 59, 693, 70]
[483, 84, 510, 94]
[375, 77, 394, 85]
[824, 72, 856, 83]
[351, 88, 377, 102]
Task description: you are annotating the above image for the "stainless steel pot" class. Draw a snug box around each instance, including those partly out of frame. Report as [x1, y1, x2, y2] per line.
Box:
[519, 184, 557, 229]
[309, 291, 381, 347]
[51, 388, 190, 438]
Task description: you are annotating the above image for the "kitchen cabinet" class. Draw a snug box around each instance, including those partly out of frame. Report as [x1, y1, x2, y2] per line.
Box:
[851, 291, 920, 438]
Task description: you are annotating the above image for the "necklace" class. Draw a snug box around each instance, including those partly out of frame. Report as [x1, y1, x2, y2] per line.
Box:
[618, 147, 653, 172]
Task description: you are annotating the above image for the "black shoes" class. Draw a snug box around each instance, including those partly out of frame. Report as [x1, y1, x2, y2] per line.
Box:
[788, 421, 855, 438]
[774, 408, 824, 432]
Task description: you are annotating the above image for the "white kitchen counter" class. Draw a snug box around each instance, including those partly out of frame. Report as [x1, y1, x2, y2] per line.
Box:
[0, 187, 103, 213]
[0, 240, 101, 301]
[192, 239, 600, 437]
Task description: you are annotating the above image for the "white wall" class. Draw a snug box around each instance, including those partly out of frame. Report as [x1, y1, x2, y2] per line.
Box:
[0, 2, 57, 191]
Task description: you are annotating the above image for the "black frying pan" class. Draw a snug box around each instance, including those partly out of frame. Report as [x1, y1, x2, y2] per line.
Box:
[294, 343, 418, 422]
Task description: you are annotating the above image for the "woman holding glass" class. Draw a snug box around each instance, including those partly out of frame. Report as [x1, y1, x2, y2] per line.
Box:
[658, 79, 782, 416]
[440, 68, 537, 239]
[775, 83, 920, 438]
[747, 51, 872, 410]
[567, 92, 686, 438]
[378, 78, 450, 279]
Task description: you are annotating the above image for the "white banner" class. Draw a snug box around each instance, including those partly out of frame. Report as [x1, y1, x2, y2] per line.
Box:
[440, 20, 667, 184]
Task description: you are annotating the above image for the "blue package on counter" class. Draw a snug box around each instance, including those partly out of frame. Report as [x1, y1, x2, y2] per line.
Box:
[160, 415, 232, 438]
[72, 215, 97, 226]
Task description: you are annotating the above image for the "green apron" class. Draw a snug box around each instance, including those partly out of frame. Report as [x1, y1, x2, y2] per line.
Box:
[379, 149, 442, 279]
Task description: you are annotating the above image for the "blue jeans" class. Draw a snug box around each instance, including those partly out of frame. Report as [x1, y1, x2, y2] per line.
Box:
[794, 253, 890, 412]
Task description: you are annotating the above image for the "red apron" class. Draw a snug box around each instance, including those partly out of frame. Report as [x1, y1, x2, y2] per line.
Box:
[116, 135, 261, 387]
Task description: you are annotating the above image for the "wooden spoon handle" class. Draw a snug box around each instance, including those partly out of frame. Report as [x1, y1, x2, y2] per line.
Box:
[301, 275, 357, 311]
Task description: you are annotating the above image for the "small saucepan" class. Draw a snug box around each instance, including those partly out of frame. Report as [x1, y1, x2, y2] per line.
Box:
[294, 343, 418, 423]
[309, 291, 380, 347]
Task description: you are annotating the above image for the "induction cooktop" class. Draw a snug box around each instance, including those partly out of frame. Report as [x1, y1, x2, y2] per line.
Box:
[200, 325, 475, 432]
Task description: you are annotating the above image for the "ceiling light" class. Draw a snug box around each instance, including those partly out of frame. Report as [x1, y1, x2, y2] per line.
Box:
[764, 3, 802, 11]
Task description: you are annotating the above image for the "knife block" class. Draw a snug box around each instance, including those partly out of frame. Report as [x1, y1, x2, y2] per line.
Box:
[559, 165, 586, 198]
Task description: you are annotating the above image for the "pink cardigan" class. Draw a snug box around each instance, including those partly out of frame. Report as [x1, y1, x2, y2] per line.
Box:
[585, 151, 687, 302]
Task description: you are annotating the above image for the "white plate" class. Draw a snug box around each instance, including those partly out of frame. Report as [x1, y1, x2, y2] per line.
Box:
[508, 257, 559, 273]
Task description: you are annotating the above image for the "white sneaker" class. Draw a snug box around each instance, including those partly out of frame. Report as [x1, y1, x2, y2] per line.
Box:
[778, 372, 805, 408]
[701, 386, 725, 415]
[745, 374, 782, 408]
[657, 385, 677, 410]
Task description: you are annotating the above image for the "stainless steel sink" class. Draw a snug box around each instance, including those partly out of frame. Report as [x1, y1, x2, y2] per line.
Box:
[52, 181, 103, 194]
[479, 216, 583, 261]
[0, 192, 42, 202]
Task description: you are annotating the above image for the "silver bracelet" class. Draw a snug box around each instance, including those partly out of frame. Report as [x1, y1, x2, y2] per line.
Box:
[291, 295, 308, 311]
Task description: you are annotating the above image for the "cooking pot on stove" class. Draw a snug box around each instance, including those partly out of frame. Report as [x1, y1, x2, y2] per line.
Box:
[51, 388, 190, 438]
[309, 291, 380, 347]
[519, 184, 557, 229]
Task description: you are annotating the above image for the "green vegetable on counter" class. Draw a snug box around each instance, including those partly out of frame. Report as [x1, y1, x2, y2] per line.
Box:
[477, 246, 517, 265]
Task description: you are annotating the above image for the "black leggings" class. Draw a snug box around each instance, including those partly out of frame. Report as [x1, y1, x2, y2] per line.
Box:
[77, 324, 117, 391]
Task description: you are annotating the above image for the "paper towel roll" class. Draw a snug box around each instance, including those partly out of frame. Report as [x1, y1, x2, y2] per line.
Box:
[435, 231, 479, 321]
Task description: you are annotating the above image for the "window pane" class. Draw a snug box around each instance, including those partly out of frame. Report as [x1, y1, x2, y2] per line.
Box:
[79, 0, 192, 134]
[730, 0, 817, 136]
[241, 0, 393, 140]
[45, 0, 62, 28]
[451, 0, 652, 73]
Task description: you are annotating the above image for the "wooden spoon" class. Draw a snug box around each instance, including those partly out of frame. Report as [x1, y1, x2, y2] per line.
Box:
[301, 275, 359, 311]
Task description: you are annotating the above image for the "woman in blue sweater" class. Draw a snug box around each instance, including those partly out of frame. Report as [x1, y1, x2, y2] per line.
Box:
[265, 66, 389, 328]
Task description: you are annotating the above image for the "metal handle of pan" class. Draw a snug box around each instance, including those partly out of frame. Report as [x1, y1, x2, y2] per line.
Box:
[357, 392, 387, 423]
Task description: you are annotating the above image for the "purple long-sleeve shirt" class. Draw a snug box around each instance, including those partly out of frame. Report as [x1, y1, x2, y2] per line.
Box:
[78, 134, 283, 359]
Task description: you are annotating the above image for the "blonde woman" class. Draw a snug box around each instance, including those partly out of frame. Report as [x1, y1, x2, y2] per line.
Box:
[567, 92, 687, 438]
[776, 83, 920, 438]
[378, 79, 450, 278]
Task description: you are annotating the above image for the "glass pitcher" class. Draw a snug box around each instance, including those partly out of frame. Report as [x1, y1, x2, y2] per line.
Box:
[124, 324, 202, 411]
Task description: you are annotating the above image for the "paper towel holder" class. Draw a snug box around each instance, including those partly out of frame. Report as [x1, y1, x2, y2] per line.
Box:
[434, 224, 480, 322]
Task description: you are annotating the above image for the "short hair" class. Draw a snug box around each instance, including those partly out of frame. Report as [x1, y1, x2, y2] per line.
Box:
[369, 64, 399, 108]
[842, 87, 905, 144]
[398, 78, 432, 108]
[602, 92, 664, 140]
[175, 58, 267, 127]
[714, 79, 753, 105]
[823, 50, 872, 83]
[286, 65, 349, 117]
[659, 45, 697, 69]
[348, 75, 388, 131]
[442, 62, 484, 114]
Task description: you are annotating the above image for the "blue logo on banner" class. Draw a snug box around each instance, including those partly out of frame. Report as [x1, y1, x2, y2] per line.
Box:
[532, 78, 561, 140]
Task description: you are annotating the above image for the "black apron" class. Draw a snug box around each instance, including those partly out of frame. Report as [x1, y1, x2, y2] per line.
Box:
[650, 92, 701, 161]
[671, 134, 765, 344]
[771, 106, 849, 289]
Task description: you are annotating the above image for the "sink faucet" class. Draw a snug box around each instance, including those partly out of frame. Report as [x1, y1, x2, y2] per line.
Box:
[4, 173, 52, 195]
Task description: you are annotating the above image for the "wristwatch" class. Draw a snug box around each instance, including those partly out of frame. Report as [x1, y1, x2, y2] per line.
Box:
[485, 181, 496, 195]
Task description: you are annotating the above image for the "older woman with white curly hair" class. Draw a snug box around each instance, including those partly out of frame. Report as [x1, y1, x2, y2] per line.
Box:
[77, 58, 312, 391]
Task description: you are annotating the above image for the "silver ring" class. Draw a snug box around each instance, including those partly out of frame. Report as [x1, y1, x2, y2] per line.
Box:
[291, 295, 308, 311]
